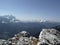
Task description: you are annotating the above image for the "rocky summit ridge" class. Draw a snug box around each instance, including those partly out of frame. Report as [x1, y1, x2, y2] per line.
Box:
[0, 29, 60, 45]
[37, 29, 60, 45]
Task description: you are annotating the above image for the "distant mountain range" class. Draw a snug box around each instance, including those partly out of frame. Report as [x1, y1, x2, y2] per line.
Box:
[0, 15, 20, 23]
[0, 15, 60, 39]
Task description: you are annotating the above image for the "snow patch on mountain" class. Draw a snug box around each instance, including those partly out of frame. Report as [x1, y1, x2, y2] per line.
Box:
[0, 15, 20, 23]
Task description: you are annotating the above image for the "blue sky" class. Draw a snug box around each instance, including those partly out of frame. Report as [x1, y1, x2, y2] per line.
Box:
[0, 0, 60, 22]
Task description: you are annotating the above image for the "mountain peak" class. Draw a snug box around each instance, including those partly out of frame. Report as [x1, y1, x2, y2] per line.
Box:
[0, 15, 20, 23]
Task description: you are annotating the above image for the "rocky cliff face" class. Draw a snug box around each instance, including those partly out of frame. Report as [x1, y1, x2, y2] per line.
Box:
[37, 29, 60, 45]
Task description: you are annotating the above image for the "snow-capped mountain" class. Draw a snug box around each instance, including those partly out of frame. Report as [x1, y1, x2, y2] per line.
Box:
[0, 15, 20, 23]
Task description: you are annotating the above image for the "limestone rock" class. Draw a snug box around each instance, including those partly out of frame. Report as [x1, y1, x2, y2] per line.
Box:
[37, 29, 60, 45]
[20, 31, 30, 37]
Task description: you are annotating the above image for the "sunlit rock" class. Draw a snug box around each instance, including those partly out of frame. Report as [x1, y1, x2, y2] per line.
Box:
[0, 39, 6, 45]
[17, 37, 33, 45]
[37, 29, 60, 45]
[20, 31, 30, 37]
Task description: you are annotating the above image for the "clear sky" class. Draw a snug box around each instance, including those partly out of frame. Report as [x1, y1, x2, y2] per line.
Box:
[0, 0, 60, 22]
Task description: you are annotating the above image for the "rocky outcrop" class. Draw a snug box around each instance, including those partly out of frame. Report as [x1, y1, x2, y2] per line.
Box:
[3, 31, 38, 45]
[37, 29, 60, 45]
